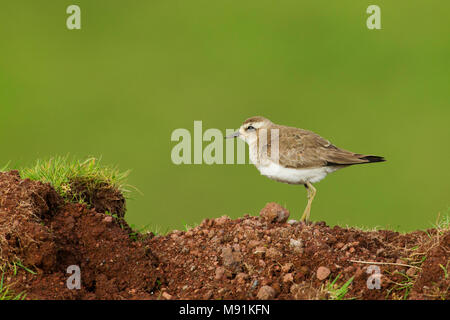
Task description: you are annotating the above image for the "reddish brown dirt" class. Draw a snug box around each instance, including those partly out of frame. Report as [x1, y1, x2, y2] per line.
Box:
[0, 171, 448, 300]
[150, 214, 448, 300]
[68, 177, 126, 218]
[0, 171, 162, 299]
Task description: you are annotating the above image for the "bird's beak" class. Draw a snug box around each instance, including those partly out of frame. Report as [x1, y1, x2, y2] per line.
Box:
[225, 131, 240, 139]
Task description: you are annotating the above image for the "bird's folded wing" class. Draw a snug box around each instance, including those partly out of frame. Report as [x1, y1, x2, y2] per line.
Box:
[271, 127, 368, 168]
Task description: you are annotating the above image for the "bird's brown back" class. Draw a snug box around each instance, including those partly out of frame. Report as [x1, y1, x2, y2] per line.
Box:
[260, 124, 384, 169]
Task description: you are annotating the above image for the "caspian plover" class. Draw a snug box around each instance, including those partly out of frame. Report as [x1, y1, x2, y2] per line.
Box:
[226, 116, 385, 222]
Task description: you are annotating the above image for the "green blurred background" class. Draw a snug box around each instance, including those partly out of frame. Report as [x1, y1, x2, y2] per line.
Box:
[1, 1, 449, 232]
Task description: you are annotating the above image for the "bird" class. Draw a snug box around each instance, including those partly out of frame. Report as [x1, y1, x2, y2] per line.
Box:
[226, 116, 385, 222]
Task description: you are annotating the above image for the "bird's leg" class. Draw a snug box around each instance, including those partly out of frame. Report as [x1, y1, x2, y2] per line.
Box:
[305, 182, 316, 221]
[300, 182, 317, 222]
[299, 184, 310, 222]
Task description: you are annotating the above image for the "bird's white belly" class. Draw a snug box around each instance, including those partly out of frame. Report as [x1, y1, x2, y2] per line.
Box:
[257, 162, 338, 184]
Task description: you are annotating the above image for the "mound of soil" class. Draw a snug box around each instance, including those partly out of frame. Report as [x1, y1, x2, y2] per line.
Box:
[150, 208, 449, 300]
[0, 171, 162, 299]
[68, 177, 126, 218]
[0, 170, 62, 270]
[0, 171, 448, 300]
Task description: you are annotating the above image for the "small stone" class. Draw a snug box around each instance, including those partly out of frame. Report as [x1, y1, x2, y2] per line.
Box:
[272, 282, 281, 294]
[215, 267, 225, 280]
[283, 273, 294, 283]
[289, 239, 303, 248]
[257, 286, 276, 300]
[335, 242, 345, 249]
[282, 263, 294, 273]
[235, 273, 249, 284]
[289, 239, 304, 254]
[259, 202, 290, 223]
[316, 266, 331, 280]
[162, 292, 172, 300]
[248, 240, 260, 249]
[221, 246, 242, 272]
[103, 216, 113, 223]
[215, 215, 230, 226]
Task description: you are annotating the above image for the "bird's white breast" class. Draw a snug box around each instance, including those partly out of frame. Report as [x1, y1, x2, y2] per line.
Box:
[256, 161, 338, 185]
[245, 138, 339, 184]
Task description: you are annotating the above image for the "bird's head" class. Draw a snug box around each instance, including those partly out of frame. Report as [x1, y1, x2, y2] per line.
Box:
[226, 116, 272, 144]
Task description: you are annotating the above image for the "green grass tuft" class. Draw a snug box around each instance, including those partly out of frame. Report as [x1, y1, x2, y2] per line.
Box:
[325, 274, 355, 300]
[0, 162, 10, 172]
[11, 261, 36, 276]
[0, 273, 26, 300]
[146, 224, 171, 236]
[2, 156, 132, 204]
[433, 211, 450, 234]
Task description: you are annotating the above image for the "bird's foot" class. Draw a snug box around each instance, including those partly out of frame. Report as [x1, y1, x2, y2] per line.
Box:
[300, 206, 311, 223]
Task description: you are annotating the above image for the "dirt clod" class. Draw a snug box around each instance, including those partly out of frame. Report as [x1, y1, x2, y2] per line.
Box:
[257, 285, 276, 300]
[260, 202, 290, 223]
[162, 292, 173, 300]
[316, 266, 331, 281]
[221, 246, 243, 273]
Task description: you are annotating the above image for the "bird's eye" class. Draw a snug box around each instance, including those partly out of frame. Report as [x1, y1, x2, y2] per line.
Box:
[246, 125, 255, 131]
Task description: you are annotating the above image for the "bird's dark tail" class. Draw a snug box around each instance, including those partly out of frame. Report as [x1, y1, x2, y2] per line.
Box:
[360, 155, 386, 163]
[325, 153, 386, 166]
